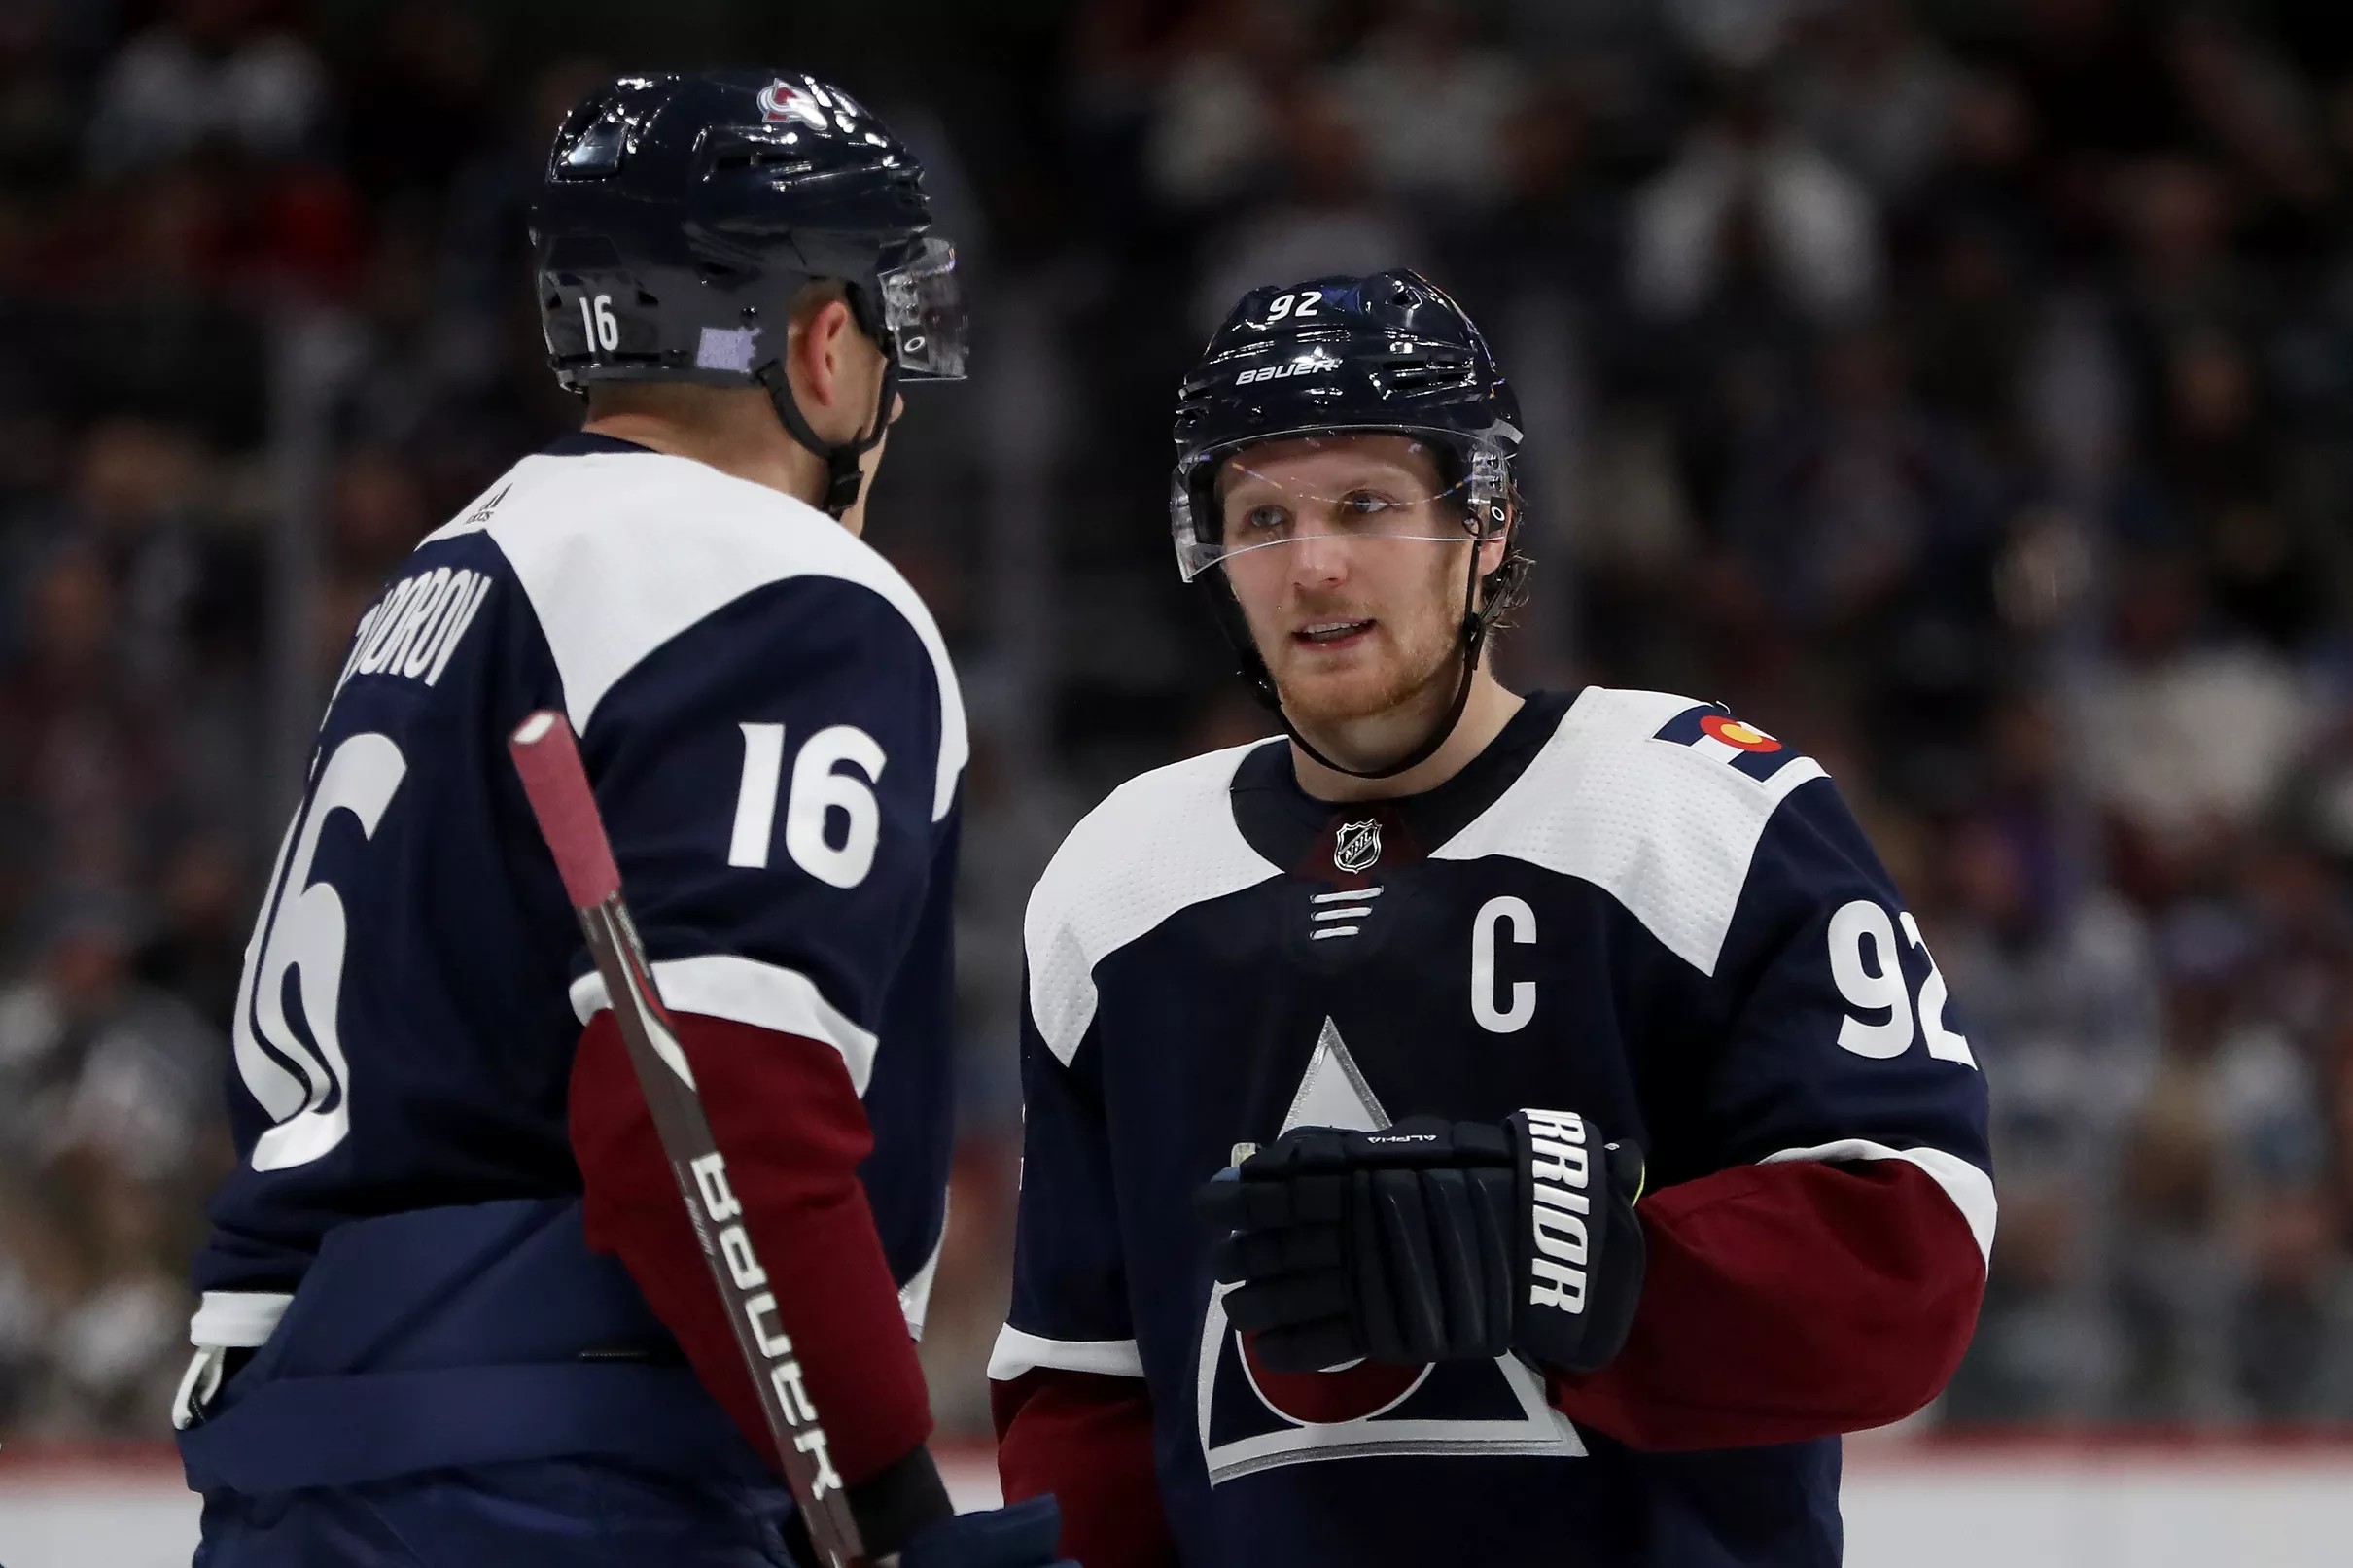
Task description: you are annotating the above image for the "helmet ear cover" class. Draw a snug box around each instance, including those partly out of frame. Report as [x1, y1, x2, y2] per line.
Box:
[1442, 436, 1532, 636]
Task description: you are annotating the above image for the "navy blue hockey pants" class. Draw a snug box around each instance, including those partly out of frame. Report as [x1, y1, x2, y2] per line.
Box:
[180, 1200, 808, 1567]
[193, 1457, 801, 1567]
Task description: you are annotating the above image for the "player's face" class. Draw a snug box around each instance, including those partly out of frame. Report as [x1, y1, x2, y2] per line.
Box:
[1215, 434, 1488, 728]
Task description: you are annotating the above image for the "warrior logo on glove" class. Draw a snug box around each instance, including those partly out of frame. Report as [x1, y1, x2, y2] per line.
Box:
[1527, 1109, 1603, 1317]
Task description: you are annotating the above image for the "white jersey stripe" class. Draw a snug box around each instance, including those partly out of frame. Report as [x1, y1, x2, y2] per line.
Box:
[988, 1324, 1145, 1381]
[570, 954, 880, 1097]
[189, 1289, 294, 1349]
[1758, 1138, 1997, 1266]
[898, 1210, 947, 1341]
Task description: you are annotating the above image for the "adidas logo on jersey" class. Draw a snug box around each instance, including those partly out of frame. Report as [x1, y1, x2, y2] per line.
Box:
[1523, 1109, 1593, 1317]
[464, 484, 511, 526]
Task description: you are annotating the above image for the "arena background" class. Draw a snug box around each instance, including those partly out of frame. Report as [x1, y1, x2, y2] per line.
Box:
[4, 0, 2353, 1561]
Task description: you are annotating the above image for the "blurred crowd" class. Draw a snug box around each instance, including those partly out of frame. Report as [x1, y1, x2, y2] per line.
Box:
[6, 0, 2353, 1443]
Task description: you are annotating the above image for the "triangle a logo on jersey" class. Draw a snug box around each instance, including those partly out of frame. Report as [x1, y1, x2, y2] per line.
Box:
[1194, 1017, 1584, 1484]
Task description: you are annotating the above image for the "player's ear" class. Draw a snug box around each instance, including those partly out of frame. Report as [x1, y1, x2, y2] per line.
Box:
[790, 296, 858, 412]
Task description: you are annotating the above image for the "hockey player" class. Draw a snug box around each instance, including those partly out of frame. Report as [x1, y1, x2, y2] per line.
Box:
[991, 270, 1993, 1566]
[174, 72, 1069, 1567]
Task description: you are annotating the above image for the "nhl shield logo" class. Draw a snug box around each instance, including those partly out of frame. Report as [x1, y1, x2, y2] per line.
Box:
[1333, 819, 1382, 874]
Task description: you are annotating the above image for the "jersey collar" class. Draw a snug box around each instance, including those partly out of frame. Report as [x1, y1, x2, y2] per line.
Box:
[1229, 687, 1581, 883]
[539, 432, 658, 457]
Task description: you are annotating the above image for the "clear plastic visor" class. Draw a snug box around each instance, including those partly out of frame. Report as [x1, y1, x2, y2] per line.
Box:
[1173, 432, 1499, 582]
[879, 237, 966, 380]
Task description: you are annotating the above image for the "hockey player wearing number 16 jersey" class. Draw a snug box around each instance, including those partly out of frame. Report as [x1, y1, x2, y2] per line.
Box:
[175, 73, 1069, 1567]
[990, 271, 1994, 1567]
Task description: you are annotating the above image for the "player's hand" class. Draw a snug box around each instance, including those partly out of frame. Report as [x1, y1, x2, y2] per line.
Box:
[1196, 1111, 1645, 1376]
[896, 1496, 1077, 1568]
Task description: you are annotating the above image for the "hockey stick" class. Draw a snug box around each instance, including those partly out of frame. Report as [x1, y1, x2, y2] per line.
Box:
[509, 709, 869, 1568]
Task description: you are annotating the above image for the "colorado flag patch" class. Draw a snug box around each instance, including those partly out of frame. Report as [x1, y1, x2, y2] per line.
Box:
[1651, 706, 1808, 783]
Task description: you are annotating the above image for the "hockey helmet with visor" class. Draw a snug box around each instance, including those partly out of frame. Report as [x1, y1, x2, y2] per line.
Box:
[1171, 270, 1529, 779]
[530, 71, 968, 517]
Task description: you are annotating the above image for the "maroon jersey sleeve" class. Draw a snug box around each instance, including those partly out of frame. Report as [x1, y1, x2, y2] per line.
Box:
[570, 1008, 932, 1482]
[995, 1366, 1175, 1568]
[1547, 1157, 1984, 1449]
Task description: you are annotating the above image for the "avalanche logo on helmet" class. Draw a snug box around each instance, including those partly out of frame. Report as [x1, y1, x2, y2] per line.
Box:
[1195, 1019, 1583, 1483]
[755, 79, 828, 130]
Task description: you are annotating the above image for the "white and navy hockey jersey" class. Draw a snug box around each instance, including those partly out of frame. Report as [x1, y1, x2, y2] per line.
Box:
[992, 687, 1992, 1568]
[181, 434, 963, 1493]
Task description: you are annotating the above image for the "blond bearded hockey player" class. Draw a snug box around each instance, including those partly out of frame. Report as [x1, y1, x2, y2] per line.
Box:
[173, 72, 1071, 1568]
[989, 271, 1993, 1567]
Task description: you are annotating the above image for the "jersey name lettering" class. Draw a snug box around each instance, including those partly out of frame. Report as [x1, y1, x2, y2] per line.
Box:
[332, 567, 497, 703]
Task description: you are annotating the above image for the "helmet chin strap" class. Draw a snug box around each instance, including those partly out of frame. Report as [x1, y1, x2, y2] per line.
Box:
[757, 353, 898, 520]
[1217, 542, 1492, 784]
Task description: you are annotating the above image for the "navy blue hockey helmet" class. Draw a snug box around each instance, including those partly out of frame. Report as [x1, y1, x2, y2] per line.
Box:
[530, 71, 966, 517]
[1171, 269, 1529, 777]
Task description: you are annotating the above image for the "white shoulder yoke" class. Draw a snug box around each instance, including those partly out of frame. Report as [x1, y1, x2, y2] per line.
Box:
[1025, 740, 1282, 1065]
[1433, 686, 1827, 976]
[444, 449, 967, 819]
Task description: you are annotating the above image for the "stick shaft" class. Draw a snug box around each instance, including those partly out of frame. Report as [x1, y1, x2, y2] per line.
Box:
[509, 710, 868, 1567]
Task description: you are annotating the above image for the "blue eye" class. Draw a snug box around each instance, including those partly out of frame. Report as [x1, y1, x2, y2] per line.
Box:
[1338, 491, 1393, 517]
[1245, 505, 1289, 533]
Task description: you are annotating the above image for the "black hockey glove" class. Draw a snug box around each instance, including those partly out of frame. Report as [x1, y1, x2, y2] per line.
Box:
[1197, 1111, 1645, 1376]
